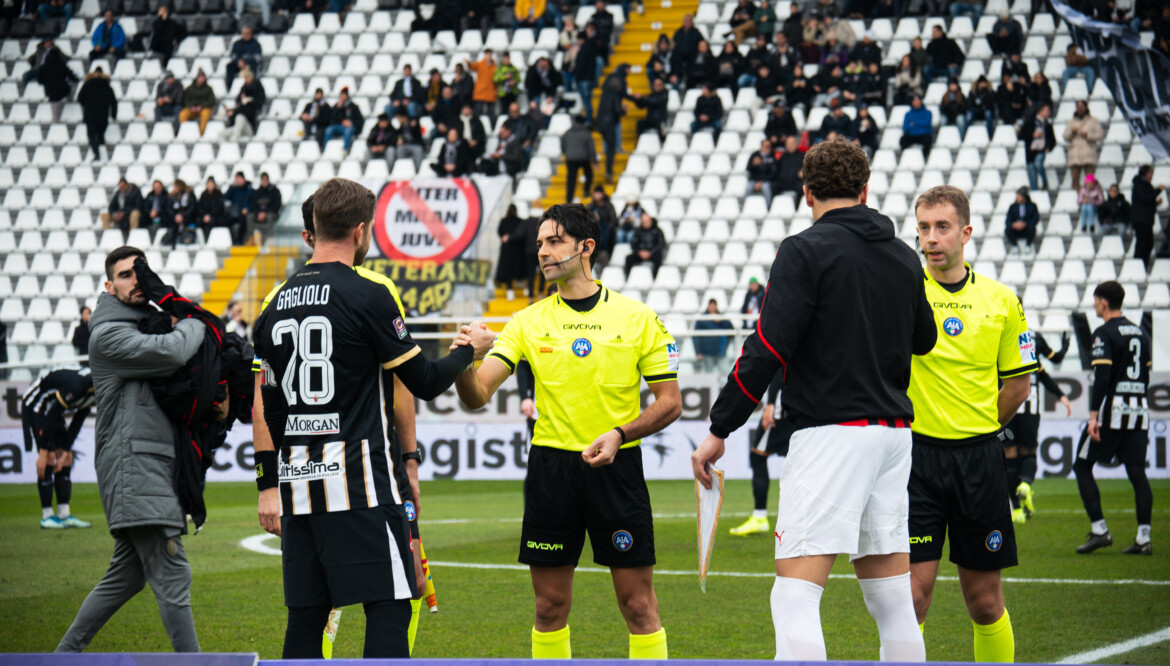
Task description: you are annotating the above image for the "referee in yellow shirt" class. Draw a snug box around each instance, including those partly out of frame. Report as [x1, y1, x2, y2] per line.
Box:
[454, 203, 682, 660]
[909, 186, 1037, 662]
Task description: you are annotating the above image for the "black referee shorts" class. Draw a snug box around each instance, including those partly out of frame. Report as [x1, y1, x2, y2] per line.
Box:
[751, 417, 795, 457]
[1078, 427, 1148, 466]
[520, 445, 655, 569]
[908, 434, 1018, 571]
[281, 504, 417, 609]
[1004, 412, 1040, 450]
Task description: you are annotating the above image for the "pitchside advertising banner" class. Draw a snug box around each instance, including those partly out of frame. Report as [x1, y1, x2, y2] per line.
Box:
[0, 373, 1167, 483]
[1052, 0, 1170, 159]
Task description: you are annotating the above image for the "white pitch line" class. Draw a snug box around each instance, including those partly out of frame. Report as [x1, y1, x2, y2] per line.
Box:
[1056, 625, 1170, 664]
[234, 535, 1170, 586]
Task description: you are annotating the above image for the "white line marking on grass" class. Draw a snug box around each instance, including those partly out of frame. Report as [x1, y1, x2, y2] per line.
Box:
[240, 534, 282, 556]
[1056, 626, 1170, 663]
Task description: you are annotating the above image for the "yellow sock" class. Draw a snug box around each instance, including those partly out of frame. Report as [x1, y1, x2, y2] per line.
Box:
[532, 625, 571, 659]
[629, 628, 668, 659]
[973, 609, 1014, 662]
[408, 598, 421, 655]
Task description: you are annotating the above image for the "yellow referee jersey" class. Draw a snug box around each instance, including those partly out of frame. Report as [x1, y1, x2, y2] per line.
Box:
[489, 282, 679, 452]
[908, 264, 1039, 441]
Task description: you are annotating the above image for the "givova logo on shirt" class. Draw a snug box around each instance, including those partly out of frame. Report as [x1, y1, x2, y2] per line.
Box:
[1018, 331, 1037, 364]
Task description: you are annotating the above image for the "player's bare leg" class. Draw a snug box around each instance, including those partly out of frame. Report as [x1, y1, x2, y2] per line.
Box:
[958, 566, 1013, 662]
[854, 553, 925, 661]
[530, 565, 574, 658]
[909, 559, 940, 624]
[611, 565, 666, 658]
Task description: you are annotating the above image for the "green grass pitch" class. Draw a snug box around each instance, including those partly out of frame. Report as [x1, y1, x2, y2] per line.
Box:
[1, 479, 1167, 662]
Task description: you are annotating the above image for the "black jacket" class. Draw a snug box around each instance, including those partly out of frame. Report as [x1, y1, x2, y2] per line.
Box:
[820, 111, 853, 139]
[198, 189, 225, 226]
[525, 64, 563, 100]
[694, 93, 724, 122]
[390, 76, 426, 105]
[1099, 193, 1131, 227]
[1019, 115, 1055, 160]
[78, 74, 118, 127]
[926, 36, 965, 68]
[435, 139, 474, 177]
[72, 322, 90, 355]
[1132, 176, 1158, 227]
[634, 88, 669, 127]
[108, 185, 144, 218]
[629, 225, 665, 257]
[253, 184, 282, 214]
[329, 100, 365, 133]
[765, 110, 797, 140]
[709, 205, 937, 436]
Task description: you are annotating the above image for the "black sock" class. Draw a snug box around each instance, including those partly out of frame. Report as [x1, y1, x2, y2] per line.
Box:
[1074, 456, 1104, 523]
[362, 598, 412, 658]
[749, 448, 770, 512]
[283, 605, 331, 659]
[1019, 453, 1037, 485]
[38, 468, 54, 510]
[55, 465, 72, 507]
[1125, 463, 1153, 526]
[1005, 457, 1021, 509]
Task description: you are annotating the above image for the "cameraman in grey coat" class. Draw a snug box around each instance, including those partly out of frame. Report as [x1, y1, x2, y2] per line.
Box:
[57, 246, 205, 654]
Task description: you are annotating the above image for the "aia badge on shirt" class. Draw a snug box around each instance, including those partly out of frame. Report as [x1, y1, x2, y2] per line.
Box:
[1018, 331, 1037, 365]
[572, 338, 592, 357]
[666, 343, 680, 372]
[393, 317, 408, 340]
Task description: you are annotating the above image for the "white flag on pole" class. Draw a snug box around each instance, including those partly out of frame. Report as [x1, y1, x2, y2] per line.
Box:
[696, 465, 725, 593]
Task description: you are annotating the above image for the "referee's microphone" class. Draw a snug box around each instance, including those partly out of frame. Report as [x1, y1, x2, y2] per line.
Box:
[547, 251, 585, 266]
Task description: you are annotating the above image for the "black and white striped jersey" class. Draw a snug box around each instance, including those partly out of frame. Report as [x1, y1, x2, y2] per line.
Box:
[1018, 332, 1066, 416]
[1089, 317, 1151, 431]
[22, 365, 95, 417]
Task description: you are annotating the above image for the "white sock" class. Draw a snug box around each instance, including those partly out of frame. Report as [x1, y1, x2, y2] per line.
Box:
[1091, 519, 1108, 535]
[771, 576, 826, 661]
[1137, 525, 1151, 545]
[859, 573, 926, 662]
[42, 507, 54, 520]
[753, 509, 768, 519]
[58, 503, 70, 519]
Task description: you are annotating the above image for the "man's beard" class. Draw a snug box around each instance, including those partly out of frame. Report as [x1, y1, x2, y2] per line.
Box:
[118, 289, 148, 306]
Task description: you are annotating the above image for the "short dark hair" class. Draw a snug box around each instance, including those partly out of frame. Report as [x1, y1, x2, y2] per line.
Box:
[1093, 281, 1125, 310]
[539, 204, 600, 269]
[799, 138, 870, 201]
[915, 185, 971, 227]
[301, 194, 315, 235]
[1139, 164, 1154, 179]
[105, 245, 146, 281]
[312, 179, 375, 242]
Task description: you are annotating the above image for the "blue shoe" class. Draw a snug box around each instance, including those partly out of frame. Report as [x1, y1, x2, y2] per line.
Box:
[62, 515, 93, 528]
[40, 516, 66, 529]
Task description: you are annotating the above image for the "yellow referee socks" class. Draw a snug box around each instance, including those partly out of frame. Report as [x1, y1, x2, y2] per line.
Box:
[629, 628, 668, 659]
[408, 598, 421, 655]
[532, 625, 571, 659]
[973, 609, 1014, 662]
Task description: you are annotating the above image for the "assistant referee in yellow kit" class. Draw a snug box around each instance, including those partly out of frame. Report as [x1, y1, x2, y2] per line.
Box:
[453, 203, 681, 661]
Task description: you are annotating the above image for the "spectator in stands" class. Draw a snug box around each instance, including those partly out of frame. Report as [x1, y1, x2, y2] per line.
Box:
[431, 86, 461, 140]
[949, 0, 982, 18]
[773, 135, 804, 196]
[764, 102, 797, 146]
[1131, 165, 1162, 268]
[1099, 183, 1131, 237]
[252, 172, 282, 236]
[458, 0, 493, 37]
[393, 111, 426, 166]
[893, 54, 924, 105]
[423, 69, 445, 118]
[1077, 173, 1105, 234]
[716, 41, 746, 94]
[72, 307, 91, 356]
[89, 10, 127, 65]
[225, 26, 262, 91]
[924, 25, 965, 82]
[299, 88, 331, 144]
[1004, 187, 1039, 254]
[672, 14, 705, 76]
[1062, 44, 1096, 92]
[742, 0, 777, 45]
[468, 50, 500, 118]
[590, 0, 615, 57]
[39, 39, 79, 124]
[850, 30, 881, 67]
[597, 66, 634, 182]
[366, 113, 397, 162]
[525, 57, 562, 107]
[503, 101, 537, 154]
[1002, 52, 1029, 81]
[431, 128, 474, 177]
[495, 204, 527, 295]
[322, 87, 364, 152]
[558, 15, 578, 55]
[450, 63, 475, 108]
[634, 77, 669, 139]
[800, 15, 828, 63]
[853, 106, 879, 156]
[102, 178, 144, 232]
[726, 0, 757, 42]
[224, 172, 253, 244]
[996, 73, 1026, 124]
[785, 64, 812, 112]
[388, 64, 425, 119]
[169, 179, 198, 245]
[587, 186, 618, 271]
[740, 276, 763, 328]
[512, 0, 546, 30]
[1021, 103, 1055, 190]
[178, 70, 215, 136]
[811, 61, 844, 107]
[198, 176, 226, 235]
[754, 64, 784, 104]
[618, 200, 643, 243]
[820, 99, 853, 141]
[840, 58, 866, 106]
[862, 62, 887, 107]
[327, 0, 352, 16]
[1025, 71, 1053, 115]
[572, 29, 600, 125]
[481, 125, 525, 177]
[224, 301, 251, 342]
[746, 139, 776, 204]
[739, 35, 768, 91]
[561, 114, 596, 203]
[940, 79, 967, 137]
[900, 94, 933, 156]
[154, 71, 183, 126]
[493, 54, 522, 111]
[144, 180, 171, 229]
[224, 68, 266, 139]
[966, 75, 996, 136]
[20, 39, 53, 96]
[988, 10, 1023, 56]
[693, 299, 734, 372]
[146, 5, 184, 67]
[1065, 100, 1104, 189]
[691, 82, 724, 140]
[624, 213, 665, 278]
[77, 67, 117, 162]
[35, 0, 71, 24]
[820, 37, 850, 67]
[686, 40, 718, 89]
[908, 36, 928, 71]
[236, 0, 271, 28]
[456, 104, 487, 160]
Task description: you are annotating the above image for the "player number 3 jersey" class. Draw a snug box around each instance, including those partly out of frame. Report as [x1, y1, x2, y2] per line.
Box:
[1091, 318, 1151, 431]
